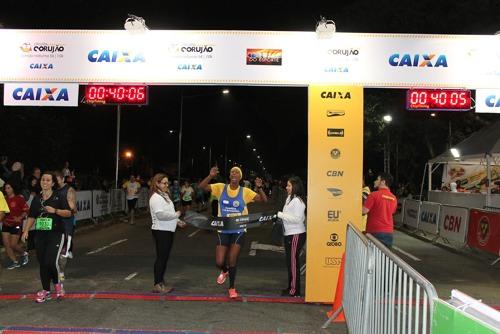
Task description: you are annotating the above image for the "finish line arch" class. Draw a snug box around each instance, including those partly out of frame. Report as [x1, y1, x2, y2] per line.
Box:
[1, 29, 499, 302]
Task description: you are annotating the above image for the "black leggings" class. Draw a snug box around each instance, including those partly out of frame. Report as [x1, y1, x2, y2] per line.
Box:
[35, 232, 65, 291]
[152, 229, 175, 285]
[284, 233, 306, 296]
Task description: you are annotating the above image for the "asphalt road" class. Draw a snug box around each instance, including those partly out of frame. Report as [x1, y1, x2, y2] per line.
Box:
[0, 201, 346, 333]
[0, 199, 498, 333]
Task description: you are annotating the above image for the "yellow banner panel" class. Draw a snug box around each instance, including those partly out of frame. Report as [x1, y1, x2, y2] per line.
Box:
[306, 85, 363, 303]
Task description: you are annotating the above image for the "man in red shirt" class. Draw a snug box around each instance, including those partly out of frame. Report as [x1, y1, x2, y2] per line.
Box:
[362, 172, 397, 248]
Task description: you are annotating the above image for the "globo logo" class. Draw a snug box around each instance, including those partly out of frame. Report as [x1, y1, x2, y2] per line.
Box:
[388, 54, 448, 67]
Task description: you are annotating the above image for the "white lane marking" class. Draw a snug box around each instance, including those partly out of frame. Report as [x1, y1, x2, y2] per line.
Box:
[188, 229, 201, 238]
[393, 246, 421, 262]
[125, 272, 138, 281]
[86, 239, 128, 255]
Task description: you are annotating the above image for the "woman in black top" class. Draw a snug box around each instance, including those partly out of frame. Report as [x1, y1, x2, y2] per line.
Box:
[21, 171, 72, 303]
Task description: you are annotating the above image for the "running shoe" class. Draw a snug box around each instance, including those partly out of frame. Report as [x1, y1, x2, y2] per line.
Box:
[6, 261, 20, 270]
[35, 290, 52, 303]
[228, 288, 239, 299]
[152, 283, 173, 294]
[20, 252, 29, 266]
[59, 272, 65, 282]
[216, 270, 228, 285]
[55, 283, 65, 299]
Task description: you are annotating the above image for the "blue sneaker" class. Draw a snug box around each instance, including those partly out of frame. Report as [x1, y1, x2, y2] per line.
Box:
[20, 252, 29, 266]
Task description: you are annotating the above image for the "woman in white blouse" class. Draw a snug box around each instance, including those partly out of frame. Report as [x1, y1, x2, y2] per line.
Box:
[149, 173, 185, 293]
[277, 176, 306, 297]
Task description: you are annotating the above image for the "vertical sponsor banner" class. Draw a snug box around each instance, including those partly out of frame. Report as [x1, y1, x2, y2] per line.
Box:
[438, 205, 469, 244]
[418, 201, 440, 235]
[75, 191, 92, 221]
[467, 209, 500, 256]
[110, 189, 126, 213]
[306, 85, 363, 303]
[92, 190, 111, 218]
[403, 199, 421, 229]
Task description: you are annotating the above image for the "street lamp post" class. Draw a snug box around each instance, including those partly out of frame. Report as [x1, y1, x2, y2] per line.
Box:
[383, 115, 392, 174]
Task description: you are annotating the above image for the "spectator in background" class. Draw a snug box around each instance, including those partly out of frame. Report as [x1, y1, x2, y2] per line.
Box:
[26, 167, 41, 196]
[1, 156, 11, 180]
[2, 182, 30, 269]
[180, 180, 194, 215]
[123, 175, 141, 225]
[170, 180, 181, 210]
[361, 176, 371, 231]
[8, 162, 25, 197]
[362, 172, 397, 248]
[62, 161, 71, 178]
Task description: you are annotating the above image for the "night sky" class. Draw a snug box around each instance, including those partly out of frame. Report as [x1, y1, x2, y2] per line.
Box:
[1, 0, 499, 184]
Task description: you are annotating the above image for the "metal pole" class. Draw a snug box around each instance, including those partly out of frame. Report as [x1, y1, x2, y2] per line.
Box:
[114, 105, 121, 189]
[178, 94, 183, 182]
[208, 146, 212, 169]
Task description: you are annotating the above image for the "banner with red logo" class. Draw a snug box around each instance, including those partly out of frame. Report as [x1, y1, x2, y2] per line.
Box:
[467, 209, 500, 256]
[438, 205, 469, 244]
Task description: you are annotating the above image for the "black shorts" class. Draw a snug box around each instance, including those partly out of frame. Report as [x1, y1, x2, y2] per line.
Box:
[181, 200, 192, 206]
[127, 198, 138, 212]
[217, 232, 246, 247]
[2, 224, 21, 235]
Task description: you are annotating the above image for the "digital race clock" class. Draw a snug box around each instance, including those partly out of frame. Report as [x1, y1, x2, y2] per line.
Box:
[84, 85, 148, 105]
[406, 89, 471, 111]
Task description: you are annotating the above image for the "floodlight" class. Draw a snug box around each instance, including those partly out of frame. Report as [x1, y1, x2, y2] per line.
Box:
[383, 115, 393, 123]
[124, 14, 148, 32]
[316, 16, 336, 39]
[450, 148, 460, 158]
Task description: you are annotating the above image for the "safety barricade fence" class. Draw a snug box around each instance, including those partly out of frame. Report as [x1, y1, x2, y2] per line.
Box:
[331, 224, 439, 334]
[73, 188, 150, 223]
[403, 199, 420, 230]
[437, 204, 469, 245]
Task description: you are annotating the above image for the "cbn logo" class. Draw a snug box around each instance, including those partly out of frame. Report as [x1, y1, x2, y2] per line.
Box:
[388, 54, 448, 67]
[13, 87, 69, 101]
[88, 50, 145, 63]
[485, 95, 500, 107]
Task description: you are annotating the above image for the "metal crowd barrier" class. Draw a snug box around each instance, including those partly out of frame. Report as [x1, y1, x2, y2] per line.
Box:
[324, 224, 439, 333]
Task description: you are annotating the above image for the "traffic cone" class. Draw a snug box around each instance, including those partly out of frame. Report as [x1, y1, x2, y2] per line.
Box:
[326, 252, 346, 322]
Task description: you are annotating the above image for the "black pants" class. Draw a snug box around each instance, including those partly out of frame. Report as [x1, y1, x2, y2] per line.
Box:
[152, 229, 175, 285]
[35, 232, 65, 291]
[284, 232, 306, 296]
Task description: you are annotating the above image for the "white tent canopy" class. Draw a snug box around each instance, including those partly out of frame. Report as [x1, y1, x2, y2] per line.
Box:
[424, 120, 500, 208]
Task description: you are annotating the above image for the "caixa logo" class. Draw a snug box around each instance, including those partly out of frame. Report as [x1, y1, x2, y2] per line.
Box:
[485, 95, 500, 107]
[88, 50, 145, 63]
[388, 54, 448, 67]
[30, 63, 53, 69]
[12, 87, 70, 101]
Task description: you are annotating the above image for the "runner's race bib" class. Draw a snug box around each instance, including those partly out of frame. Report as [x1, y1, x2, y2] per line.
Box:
[35, 217, 53, 231]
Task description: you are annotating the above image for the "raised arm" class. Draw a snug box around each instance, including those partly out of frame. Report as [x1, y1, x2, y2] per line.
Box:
[199, 167, 219, 192]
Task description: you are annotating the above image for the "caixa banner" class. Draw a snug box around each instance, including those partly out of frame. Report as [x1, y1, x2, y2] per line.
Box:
[3, 83, 78, 106]
[475, 89, 500, 114]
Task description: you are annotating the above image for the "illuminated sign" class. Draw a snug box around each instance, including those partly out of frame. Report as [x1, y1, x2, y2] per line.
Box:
[406, 89, 471, 111]
[84, 85, 148, 105]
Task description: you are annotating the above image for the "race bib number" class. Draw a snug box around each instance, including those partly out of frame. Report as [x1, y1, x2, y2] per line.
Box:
[35, 217, 53, 231]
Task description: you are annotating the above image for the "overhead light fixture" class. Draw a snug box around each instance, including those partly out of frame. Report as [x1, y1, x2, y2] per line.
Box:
[450, 148, 460, 158]
[124, 14, 149, 32]
[430, 113, 436, 117]
[316, 16, 336, 39]
[383, 115, 393, 123]
[222, 89, 230, 94]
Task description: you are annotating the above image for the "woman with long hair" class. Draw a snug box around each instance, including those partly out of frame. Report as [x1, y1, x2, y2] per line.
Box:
[2, 182, 29, 269]
[22, 172, 72, 303]
[277, 176, 306, 297]
[149, 173, 185, 293]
